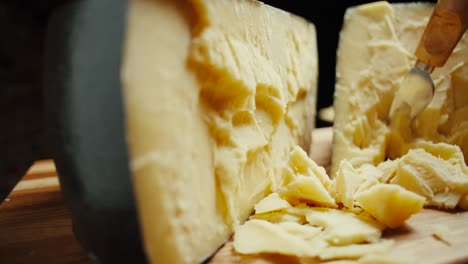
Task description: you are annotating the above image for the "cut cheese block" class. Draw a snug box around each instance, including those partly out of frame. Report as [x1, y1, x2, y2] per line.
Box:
[332, 1, 468, 176]
[120, 0, 318, 263]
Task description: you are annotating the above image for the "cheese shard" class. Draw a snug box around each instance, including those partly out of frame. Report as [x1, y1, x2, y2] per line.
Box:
[121, 0, 318, 263]
[254, 193, 292, 214]
[305, 207, 385, 246]
[334, 160, 366, 208]
[233, 219, 319, 257]
[355, 184, 425, 228]
[278, 175, 336, 208]
[331, 1, 468, 176]
[389, 146, 468, 209]
[277, 222, 322, 241]
[319, 239, 394, 260]
[286, 146, 333, 190]
[249, 210, 305, 224]
[278, 146, 335, 207]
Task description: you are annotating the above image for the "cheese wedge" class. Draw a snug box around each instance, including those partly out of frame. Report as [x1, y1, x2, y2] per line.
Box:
[332, 1, 468, 176]
[121, 0, 318, 263]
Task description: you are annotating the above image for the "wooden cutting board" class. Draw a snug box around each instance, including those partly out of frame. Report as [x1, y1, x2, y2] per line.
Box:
[1, 127, 468, 264]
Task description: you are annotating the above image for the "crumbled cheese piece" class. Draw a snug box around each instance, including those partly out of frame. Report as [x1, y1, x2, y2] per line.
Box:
[249, 211, 305, 224]
[358, 253, 416, 264]
[355, 184, 425, 228]
[334, 160, 366, 208]
[305, 207, 385, 246]
[254, 193, 292, 214]
[319, 239, 394, 260]
[233, 219, 319, 257]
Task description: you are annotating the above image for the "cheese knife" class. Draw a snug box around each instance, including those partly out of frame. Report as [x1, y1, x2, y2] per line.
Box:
[389, 0, 468, 120]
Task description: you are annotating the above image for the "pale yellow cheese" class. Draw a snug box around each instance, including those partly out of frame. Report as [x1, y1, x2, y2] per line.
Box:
[278, 175, 336, 208]
[234, 148, 400, 261]
[277, 221, 322, 241]
[358, 253, 416, 264]
[390, 147, 468, 209]
[355, 183, 425, 228]
[278, 146, 336, 207]
[305, 207, 385, 246]
[254, 193, 292, 214]
[319, 239, 394, 260]
[319, 240, 394, 260]
[334, 160, 366, 208]
[332, 1, 468, 176]
[233, 145, 437, 261]
[233, 219, 319, 257]
[286, 145, 333, 190]
[233, 1, 467, 261]
[249, 210, 305, 224]
[121, 0, 318, 263]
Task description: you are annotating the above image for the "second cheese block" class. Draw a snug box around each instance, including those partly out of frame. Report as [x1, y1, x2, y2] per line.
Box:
[332, 1, 468, 176]
[121, 0, 318, 263]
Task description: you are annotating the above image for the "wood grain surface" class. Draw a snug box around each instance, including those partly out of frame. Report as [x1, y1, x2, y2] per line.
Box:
[0, 160, 90, 264]
[1, 128, 468, 264]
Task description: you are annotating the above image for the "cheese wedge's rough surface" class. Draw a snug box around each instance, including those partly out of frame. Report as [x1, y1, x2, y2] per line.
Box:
[331, 1, 468, 178]
[121, 0, 317, 263]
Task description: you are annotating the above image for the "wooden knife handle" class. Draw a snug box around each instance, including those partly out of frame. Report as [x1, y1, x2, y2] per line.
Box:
[415, 0, 468, 67]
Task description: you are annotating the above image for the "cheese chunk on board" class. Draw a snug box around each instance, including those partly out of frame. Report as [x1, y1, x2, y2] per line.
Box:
[332, 1, 468, 176]
[120, 0, 318, 263]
